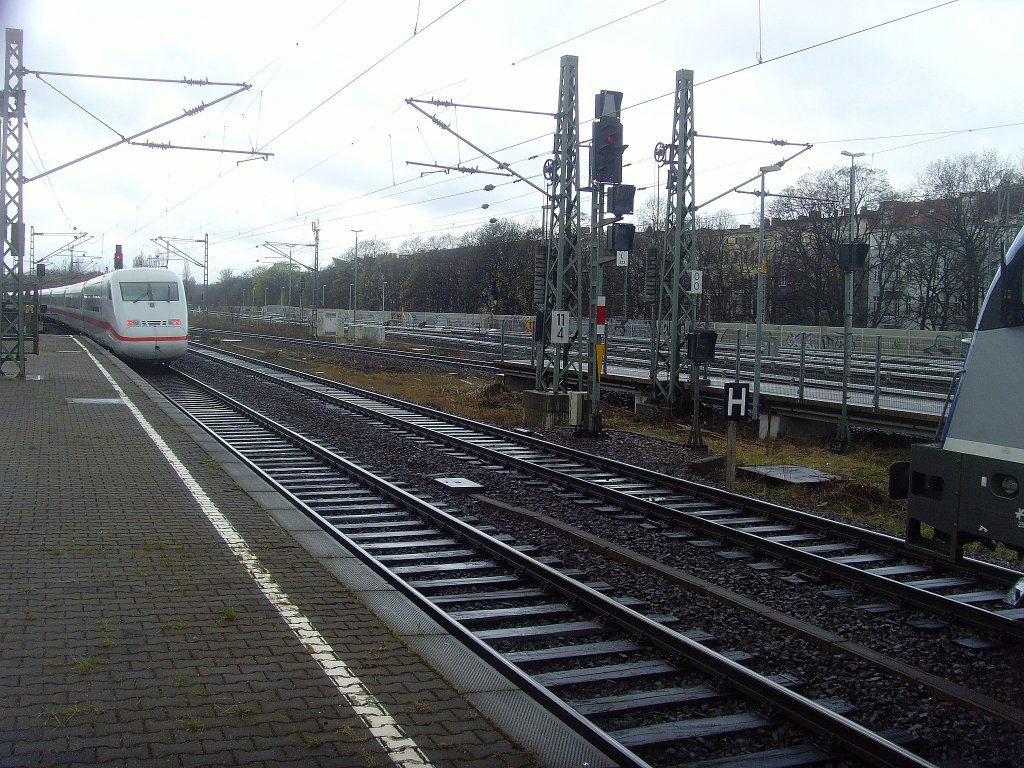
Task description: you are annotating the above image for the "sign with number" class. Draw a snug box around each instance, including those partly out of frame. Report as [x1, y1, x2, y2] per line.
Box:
[616, 251, 629, 267]
[688, 270, 703, 294]
[724, 382, 750, 421]
[551, 310, 570, 346]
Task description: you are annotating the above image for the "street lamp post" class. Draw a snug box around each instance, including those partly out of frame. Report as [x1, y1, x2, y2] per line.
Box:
[351, 229, 363, 321]
[382, 281, 387, 312]
[752, 163, 782, 424]
[835, 150, 865, 452]
[287, 247, 293, 308]
[309, 220, 320, 339]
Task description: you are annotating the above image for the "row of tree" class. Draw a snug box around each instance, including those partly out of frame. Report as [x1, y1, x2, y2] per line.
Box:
[46, 149, 1023, 332]
[213, 217, 543, 319]
[765, 149, 1023, 329]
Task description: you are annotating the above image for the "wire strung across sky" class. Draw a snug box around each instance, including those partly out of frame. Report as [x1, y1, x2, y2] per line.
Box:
[256, 0, 468, 151]
[307, 1, 978, 246]
[133, 0, 997, 256]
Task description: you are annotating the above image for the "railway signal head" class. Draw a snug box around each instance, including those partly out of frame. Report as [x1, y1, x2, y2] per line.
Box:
[605, 222, 635, 253]
[607, 184, 635, 216]
[837, 242, 869, 270]
[592, 115, 625, 185]
[686, 330, 718, 362]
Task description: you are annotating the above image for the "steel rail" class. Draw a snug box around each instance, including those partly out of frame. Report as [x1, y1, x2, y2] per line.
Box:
[192, 328, 498, 373]
[158, 368, 937, 768]
[190, 329, 950, 436]
[185, 344, 1016, 580]
[156, 371, 646, 768]
[185, 344, 1024, 641]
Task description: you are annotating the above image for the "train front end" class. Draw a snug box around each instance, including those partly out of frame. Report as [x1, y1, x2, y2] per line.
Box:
[892, 224, 1024, 562]
[109, 270, 189, 361]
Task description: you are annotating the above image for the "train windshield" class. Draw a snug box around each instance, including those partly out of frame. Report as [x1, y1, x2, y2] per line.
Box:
[119, 281, 180, 303]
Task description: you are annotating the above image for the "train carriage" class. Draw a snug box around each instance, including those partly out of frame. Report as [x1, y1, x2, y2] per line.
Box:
[892, 223, 1024, 562]
[40, 267, 189, 362]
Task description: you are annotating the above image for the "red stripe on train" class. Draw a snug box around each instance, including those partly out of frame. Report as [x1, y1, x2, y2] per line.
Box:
[48, 307, 188, 343]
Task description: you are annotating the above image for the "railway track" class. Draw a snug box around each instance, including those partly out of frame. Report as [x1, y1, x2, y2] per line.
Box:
[190, 326, 951, 435]
[182, 343, 1024, 643]
[193, 323, 960, 395]
[149, 365, 932, 767]
[192, 327, 498, 374]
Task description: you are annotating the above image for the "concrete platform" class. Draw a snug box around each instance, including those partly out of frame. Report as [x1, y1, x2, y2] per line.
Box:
[0, 334, 611, 767]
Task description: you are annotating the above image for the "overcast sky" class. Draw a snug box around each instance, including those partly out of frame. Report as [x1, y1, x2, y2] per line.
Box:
[3, 0, 1022, 278]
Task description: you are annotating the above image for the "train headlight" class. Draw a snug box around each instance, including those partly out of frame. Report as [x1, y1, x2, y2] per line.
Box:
[126, 319, 137, 326]
[170, 319, 181, 326]
[994, 474, 1019, 498]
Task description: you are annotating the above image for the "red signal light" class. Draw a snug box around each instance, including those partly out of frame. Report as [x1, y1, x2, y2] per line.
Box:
[592, 115, 624, 184]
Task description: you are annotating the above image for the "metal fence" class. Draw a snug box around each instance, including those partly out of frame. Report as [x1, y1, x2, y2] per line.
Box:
[703, 324, 964, 416]
[218, 306, 967, 417]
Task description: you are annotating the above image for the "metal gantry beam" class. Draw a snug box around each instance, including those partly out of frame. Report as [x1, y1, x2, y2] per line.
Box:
[262, 228, 319, 337]
[152, 236, 208, 325]
[535, 54, 581, 394]
[649, 69, 696, 406]
[23, 78, 253, 183]
[29, 229, 91, 272]
[1, 27, 26, 377]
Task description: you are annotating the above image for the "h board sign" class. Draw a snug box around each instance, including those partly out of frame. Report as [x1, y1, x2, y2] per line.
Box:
[724, 382, 751, 421]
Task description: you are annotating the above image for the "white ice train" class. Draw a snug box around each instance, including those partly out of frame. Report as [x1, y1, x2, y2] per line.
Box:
[891, 222, 1024, 562]
[40, 267, 189, 362]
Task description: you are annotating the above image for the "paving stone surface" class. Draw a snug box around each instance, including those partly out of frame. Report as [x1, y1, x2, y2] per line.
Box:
[0, 335, 539, 767]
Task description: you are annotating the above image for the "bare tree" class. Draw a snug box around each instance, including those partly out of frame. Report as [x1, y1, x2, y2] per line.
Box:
[913, 149, 1022, 326]
[864, 216, 916, 326]
[695, 209, 748, 322]
[769, 164, 893, 325]
[903, 229, 959, 330]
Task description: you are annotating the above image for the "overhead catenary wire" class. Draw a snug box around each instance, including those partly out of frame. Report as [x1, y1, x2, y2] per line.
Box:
[209, 143, 549, 246]
[625, 0, 963, 113]
[256, 0, 468, 151]
[291, 0, 676, 183]
[105, 0, 992, 262]
[177, 108, 1021, 257]
[376, 205, 542, 244]
[377, 0, 973, 224]
[129, 2, 470, 238]
[146, 3, 902, 237]
[211, 110, 1016, 255]
[24, 123, 74, 229]
[510, 0, 672, 66]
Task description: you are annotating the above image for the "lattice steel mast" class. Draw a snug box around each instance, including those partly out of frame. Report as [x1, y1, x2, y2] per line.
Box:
[649, 69, 696, 406]
[534, 55, 581, 393]
[1, 28, 26, 377]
